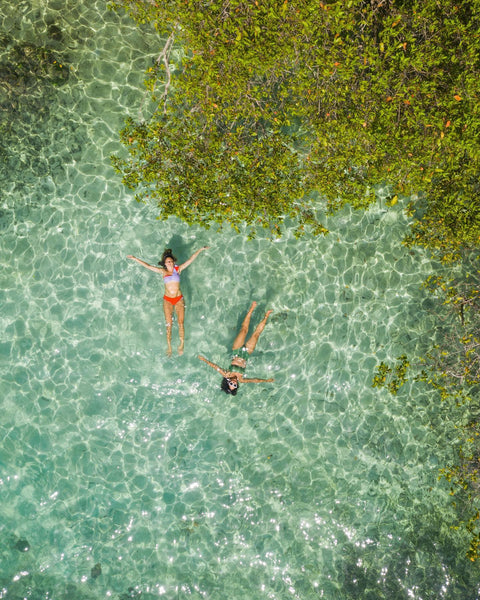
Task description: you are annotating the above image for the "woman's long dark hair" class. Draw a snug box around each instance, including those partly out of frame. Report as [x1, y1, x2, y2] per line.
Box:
[158, 248, 177, 267]
[221, 377, 238, 396]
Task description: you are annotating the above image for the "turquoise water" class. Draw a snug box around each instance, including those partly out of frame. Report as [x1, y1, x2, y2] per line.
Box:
[1, 1, 480, 598]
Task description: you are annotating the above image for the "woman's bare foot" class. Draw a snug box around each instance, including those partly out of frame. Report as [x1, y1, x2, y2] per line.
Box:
[178, 342, 184, 356]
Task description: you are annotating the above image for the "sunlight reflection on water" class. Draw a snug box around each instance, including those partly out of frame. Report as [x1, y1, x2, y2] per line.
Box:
[1, 1, 479, 599]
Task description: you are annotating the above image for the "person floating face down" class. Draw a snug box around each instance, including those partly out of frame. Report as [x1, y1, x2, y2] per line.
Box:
[198, 301, 274, 395]
[127, 246, 209, 356]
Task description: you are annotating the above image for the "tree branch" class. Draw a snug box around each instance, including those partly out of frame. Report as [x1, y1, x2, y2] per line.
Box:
[156, 30, 176, 116]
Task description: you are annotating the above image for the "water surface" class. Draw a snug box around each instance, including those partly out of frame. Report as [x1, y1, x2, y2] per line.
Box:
[1, 1, 479, 599]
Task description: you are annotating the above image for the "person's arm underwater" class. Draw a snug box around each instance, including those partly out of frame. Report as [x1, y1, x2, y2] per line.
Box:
[178, 246, 209, 273]
[127, 255, 164, 274]
[198, 355, 227, 377]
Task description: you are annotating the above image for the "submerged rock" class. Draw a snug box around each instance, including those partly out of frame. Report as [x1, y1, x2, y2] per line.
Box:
[48, 25, 63, 42]
[91, 563, 102, 579]
[14, 538, 30, 552]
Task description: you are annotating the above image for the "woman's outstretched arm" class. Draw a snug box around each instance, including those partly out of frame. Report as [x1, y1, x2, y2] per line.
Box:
[239, 377, 275, 384]
[198, 355, 227, 377]
[127, 255, 164, 274]
[178, 246, 209, 272]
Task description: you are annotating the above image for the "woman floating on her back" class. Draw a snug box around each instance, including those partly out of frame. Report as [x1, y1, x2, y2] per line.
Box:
[198, 301, 274, 394]
[127, 246, 209, 356]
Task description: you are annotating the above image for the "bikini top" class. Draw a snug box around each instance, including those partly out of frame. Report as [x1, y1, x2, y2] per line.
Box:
[163, 265, 180, 284]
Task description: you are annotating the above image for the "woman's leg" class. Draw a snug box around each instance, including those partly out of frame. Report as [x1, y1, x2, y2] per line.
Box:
[245, 310, 272, 354]
[232, 301, 257, 350]
[175, 299, 185, 355]
[163, 299, 174, 356]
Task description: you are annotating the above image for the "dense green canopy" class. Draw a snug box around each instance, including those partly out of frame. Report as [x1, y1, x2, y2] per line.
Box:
[111, 0, 480, 245]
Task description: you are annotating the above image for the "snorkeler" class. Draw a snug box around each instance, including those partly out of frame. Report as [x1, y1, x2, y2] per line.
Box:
[198, 301, 274, 395]
[127, 246, 209, 356]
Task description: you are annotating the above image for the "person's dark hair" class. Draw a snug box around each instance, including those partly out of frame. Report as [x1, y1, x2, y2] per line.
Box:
[221, 377, 238, 396]
[158, 248, 177, 267]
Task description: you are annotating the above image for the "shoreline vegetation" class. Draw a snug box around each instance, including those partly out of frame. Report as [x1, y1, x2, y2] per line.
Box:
[109, 0, 480, 561]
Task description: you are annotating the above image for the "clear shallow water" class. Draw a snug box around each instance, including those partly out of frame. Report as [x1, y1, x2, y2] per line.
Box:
[1, 2, 479, 599]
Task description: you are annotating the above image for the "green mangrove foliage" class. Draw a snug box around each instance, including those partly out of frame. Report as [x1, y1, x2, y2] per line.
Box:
[440, 419, 480, 563]
[0, 35, 71, 175]
[374, 263, 480, 560]
[111, 0, 480, 242]
[372, 354, 411, 395]
[422, 267, 480, 393]
[404, 166, 480, 263]
[0, 35, 69, 93]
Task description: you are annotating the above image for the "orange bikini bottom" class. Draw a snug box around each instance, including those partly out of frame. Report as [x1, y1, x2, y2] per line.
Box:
[163, 295, 183, 306]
